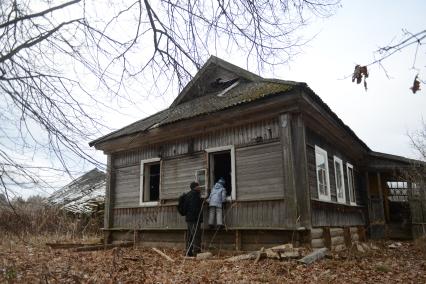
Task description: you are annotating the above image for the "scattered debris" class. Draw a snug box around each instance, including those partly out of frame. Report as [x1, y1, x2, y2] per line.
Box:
[332, 244, 346, 252]
[225, 250, 265, 262]
[46, 238, 103, 249]
[46, 243, 89, 249]
[388, 242, 403, 249]
[410, 74, 421, 94]
[73, 242, 133, 252]
[270, 243, 293, 252]
[298, 247, 328, 265]
[264, 248, 279, 259]
[196, 252, 212, 260]
[356, 243, 366, 253]
[352, 65, 369, 90]
[152, 247, 175, 262]
[2, 239, 426, 282]
[254, 247, 265, 264]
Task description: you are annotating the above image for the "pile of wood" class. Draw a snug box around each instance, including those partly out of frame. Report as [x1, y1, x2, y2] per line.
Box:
[224, 243, 331, 265]
[225, 243, 302, 263]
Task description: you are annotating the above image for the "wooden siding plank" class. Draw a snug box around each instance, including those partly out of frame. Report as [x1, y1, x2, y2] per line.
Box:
[161, 153, 205, 199]
[235, 142, 284, 201]
[112, 200, 293, 230]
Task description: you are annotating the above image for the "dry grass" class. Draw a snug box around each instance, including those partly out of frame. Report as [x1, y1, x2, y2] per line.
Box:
[0, 200, 102, 242]
[414, 235, 426, 252]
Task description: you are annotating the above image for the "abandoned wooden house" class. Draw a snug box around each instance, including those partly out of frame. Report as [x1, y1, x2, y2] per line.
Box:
[48, 168, 106, 215]
[89, 56, 426, 250]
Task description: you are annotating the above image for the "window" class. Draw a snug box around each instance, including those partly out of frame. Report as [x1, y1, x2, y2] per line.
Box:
[346, 163, 356, 205]
[140, 158, 161, 206]
[195, 169, 207, 191]
[315, 146, 331, 201]
[333, 156, 346, 203]
[386, 181, 409, 202]
[205, 145, 236, 201]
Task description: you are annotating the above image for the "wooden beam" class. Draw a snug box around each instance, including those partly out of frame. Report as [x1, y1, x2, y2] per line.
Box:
[104, 154, 113, 244]
[73, 242, 133, 252]
[298, 247, 328, 265]
[323, 227, 331, 249]
[279, 113, 298, 228]
[235, 230, 242, 251]
[291, 113, 311, 229]
[152, 247, 175, 262]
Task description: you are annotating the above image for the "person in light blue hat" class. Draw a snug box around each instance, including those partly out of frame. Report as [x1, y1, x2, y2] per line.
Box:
[207, 177, 227, 229]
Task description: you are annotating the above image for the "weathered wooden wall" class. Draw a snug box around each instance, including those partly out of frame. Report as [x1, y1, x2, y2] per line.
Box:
[305, 127, 366, 227]
[235, 142, 284, 201]
[112, 199, 292, 230]
[311, 201, 365, 227]
[113, 165, 140, 208]
[112, 118, 280, 168]
[108, 117, 303, 230]
[161, 153, 206, 199]
[111, 118, 280, 209]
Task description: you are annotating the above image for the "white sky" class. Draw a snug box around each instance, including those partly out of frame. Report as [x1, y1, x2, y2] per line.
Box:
[7, 0, 426, 198]
[110, 0, 426, 160]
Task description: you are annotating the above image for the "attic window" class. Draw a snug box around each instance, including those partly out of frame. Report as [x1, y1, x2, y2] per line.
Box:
[211, 78, 240, 97]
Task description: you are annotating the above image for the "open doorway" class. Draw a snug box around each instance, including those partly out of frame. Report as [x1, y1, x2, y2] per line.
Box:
[209, 151, 232, 197]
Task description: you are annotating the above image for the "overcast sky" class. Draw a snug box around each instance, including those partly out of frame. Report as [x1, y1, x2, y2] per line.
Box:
[8, 0, 426, 198]
[110, 0, 426, 161]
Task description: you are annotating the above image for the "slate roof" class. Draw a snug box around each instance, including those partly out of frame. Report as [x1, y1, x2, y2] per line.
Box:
[89, 56, 370, 152]
[47, 168, 106, 214]
[89, 79, 299, 146]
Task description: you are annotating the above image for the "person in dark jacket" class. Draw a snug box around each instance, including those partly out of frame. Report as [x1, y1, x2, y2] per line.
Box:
[184, 181, 204, 256]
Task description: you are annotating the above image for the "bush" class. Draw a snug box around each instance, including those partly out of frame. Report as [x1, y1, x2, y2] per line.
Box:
[0, 197, 102, 240]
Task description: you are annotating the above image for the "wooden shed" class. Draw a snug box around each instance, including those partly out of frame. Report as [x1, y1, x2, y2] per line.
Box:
[90, 56, 425, 250]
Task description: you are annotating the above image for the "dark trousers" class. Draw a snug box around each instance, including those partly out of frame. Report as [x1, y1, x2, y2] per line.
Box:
[186, 221, 202, 256]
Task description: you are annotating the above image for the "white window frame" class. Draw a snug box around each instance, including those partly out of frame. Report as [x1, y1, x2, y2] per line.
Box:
[346, 163, 356, 205]
[195, 168, 207, 191]
[315, 146, 331, 201]
[139, 157, 161, 207]
[205, 145, 236, 201]
[333, 156, 346, 204]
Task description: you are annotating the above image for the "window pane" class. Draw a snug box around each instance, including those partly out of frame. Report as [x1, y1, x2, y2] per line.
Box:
[144, 162, 160, 202]
[316, 153, 326, 169]
[335, 161, 343, 198]
[348, 166, 355, 203]
[315, 147, 329, 199]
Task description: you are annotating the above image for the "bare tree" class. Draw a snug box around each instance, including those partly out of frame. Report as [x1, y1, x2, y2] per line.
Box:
[352, 29, 426, 92]
[0, 0, 339, 198]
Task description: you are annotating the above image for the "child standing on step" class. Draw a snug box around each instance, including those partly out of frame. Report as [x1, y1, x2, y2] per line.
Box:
[207, 177, 227, 229]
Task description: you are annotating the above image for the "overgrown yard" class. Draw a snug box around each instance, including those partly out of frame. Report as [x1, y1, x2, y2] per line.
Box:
[1, 237, 425, 283]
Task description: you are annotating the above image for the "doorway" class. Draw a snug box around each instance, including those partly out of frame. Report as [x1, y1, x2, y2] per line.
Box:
[209, 151, 232, 197]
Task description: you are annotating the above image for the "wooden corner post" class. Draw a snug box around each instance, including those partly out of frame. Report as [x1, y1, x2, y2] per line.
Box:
[104, 154, 114, 244]
[279, 113, 298, 228]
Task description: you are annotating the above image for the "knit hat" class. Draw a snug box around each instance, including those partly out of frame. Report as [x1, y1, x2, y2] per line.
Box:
[190, 181, 199, 190]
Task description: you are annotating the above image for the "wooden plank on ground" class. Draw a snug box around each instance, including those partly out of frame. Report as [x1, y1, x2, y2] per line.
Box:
[73, 242, 133, 252]
[298, 248, 328, 265]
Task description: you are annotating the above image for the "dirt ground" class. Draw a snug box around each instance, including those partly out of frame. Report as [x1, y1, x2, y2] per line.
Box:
[1, 238, 426, 283]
